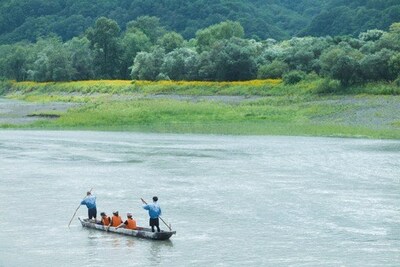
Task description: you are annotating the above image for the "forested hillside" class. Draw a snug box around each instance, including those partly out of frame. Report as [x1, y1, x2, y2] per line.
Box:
[1, 0, 399, 86]
[0, 0, 399, 43]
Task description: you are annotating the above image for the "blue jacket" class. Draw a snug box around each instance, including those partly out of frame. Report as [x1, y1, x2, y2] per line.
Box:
[143, 202, 161, 218]
[81, 195, 96, 209]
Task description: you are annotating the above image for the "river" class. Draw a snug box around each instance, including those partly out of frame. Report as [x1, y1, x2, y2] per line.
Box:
[0, 131, 399, 266]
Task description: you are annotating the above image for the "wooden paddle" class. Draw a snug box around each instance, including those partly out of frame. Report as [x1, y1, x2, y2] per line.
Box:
[68, 188, 93, 228]
[141, 198, 172, 231]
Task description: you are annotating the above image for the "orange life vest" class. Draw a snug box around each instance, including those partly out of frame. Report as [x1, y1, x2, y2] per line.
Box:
[101, 216, 110, 226]
[111, 215, 123, 227]
[126, 218, 137, 230]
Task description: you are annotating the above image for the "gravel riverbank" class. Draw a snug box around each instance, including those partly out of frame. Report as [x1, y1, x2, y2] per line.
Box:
[0, 98, 79, 125]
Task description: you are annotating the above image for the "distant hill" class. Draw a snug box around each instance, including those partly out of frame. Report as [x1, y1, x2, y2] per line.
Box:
[0, 0, 399, 43]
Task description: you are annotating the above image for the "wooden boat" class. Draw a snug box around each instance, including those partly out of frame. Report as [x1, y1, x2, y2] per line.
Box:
[79, 218, 176, 240]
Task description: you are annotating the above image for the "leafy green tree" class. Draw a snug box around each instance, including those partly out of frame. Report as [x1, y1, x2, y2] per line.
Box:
[283, 70, 306, 84]
[27, 37, 75, 81]
[120, 30, 151, 79]
[5, 44, 30, 81]
[257, 44, 287, 65]
[126, 16, 166, 44]
[389, 52, 400, 79]
[258, 37, 331, 74]
[257, 60, 289, 79]
[377, 22, 400, 51]
[360, 49, 396, 81]
[359, 40, 379, 54]
[160, 48, 199, 80]
[86, 17, 121, 78]
[208, 37, 257, 81]
[330, 55, 360, 86]
[358, 29, 384, 42]
[320, 45, 363, 85]
[285, 49, 315, 72]
[65, 37, 94, 80]
[389, 22, 400, 34]
[195, 21, 244, 53]
[158, 32, 185, 53]
[131, 47, 165, 80]
[197, 51, 216, 81]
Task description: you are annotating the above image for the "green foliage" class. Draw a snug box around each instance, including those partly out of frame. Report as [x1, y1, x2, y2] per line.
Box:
[0, 79, 12, 95]
[1, 15, 400, 84]
[258, 60, 289, 79]
[313, 78, 341, 94]
[360, 49, 396, 82]
[207, 37, 257, 81]
[195, 21, 244, 52]
[126, 16, 166, 44]
[283, 70, 306, 85]
[5, 44, 29, 81]
[395, 77, 400, 87]
[120, 30, 151, 79]
[160, 48, 199, 80]
[331, 56, 360, 86]
[376, 22, 400, 51]
[157, 32, 185, 53]
[320, 45, 363, 85]
[389, 53, 400, 77]
[131, 48, 165, 80]
[86, 17, 121, 78]
[65, 37, 94, 80]
[348, 82, 400, 95]
[0, 0, 400, 44]
[359, 29, 384, 42]
[302, 2, 400, 37]
[27, 37, 76, 82]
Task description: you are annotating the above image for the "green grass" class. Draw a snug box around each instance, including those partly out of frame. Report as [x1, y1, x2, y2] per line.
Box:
[20, 97, 399, 139]
[348, 82, 400, 95]
[1, 79, 400, 139]
[6, 79, 283, 96]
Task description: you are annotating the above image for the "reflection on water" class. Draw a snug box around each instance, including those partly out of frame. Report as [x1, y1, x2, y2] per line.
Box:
[0, 131, 399, 266]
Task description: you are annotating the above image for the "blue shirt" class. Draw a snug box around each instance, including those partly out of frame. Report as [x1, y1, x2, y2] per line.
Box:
[143, 202, 161, 218]
[81, 195, 96, 209]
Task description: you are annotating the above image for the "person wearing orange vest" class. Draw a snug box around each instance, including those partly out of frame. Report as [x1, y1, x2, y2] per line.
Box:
[100, 212, 111, 226]
[110, 211, 123, 227]
[116, 213, 137, 230]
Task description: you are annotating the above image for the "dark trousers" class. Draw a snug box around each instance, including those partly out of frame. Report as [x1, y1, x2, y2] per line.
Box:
[149, 218, 160, 232]
[88, 207, 97, 220]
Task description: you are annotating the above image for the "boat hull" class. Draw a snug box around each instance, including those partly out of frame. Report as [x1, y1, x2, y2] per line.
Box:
[79, 218, 176, 240]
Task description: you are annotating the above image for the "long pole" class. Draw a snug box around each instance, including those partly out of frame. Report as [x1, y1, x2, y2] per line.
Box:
[141, 198, 172, 231]
[68, 188, 93, 228]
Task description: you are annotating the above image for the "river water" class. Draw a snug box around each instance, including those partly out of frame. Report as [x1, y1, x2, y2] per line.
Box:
[0, 131, 399, 266]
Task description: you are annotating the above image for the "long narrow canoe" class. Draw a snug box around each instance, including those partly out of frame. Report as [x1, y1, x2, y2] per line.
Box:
[79, 218, 176, 240]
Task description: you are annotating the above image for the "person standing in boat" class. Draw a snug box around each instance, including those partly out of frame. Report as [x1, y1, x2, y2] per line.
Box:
[80, 191, 97, 221]
[142, 196, 162, 232]
[116, 213, 137, 230]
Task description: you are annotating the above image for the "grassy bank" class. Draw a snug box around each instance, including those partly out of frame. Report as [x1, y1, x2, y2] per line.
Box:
[1, 79, 400, 139]
[5, 79, 282, 96]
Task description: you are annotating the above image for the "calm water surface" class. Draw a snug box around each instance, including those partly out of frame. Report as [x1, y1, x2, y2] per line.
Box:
[0, 131, 399, 266]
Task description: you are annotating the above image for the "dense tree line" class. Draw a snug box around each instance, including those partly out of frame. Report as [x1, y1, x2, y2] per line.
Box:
[1, 0, 400, 44]
[0, 18, 400, 86]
